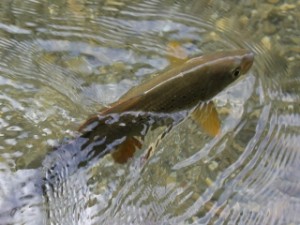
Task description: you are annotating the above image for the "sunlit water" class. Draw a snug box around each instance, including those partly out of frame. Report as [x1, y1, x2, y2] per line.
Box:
[0, 0, 299, 224]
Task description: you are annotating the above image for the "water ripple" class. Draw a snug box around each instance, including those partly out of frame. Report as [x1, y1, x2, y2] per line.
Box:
[0, 0, 299, 224]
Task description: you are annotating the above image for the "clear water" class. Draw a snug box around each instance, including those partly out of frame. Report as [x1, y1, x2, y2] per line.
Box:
[0, 0, 299, 224]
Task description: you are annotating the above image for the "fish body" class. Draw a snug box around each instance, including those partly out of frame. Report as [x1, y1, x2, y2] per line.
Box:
[99, 49, 253, 114]
[42, 49, 254, 214]
[79, 49, 254, 163]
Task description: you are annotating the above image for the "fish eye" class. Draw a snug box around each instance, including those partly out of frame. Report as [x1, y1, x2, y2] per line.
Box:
[232, 67, 241, 78]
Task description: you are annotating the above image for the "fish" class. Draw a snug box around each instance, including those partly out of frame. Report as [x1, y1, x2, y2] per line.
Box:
[40, 49, 253, 223]
[78, 49, 254, 164]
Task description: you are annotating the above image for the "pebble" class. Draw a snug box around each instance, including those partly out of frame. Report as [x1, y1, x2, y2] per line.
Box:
[239, 15, 250, 27]
[267, 0, 279, 4]
[208, 161, 219, 171]
[278, 3, 296, 11]
[261, 36, 272, 50]
[263, 21, 277, 35]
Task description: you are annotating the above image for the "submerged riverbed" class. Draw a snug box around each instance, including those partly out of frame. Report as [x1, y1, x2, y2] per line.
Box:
[0, 0, 299, 224]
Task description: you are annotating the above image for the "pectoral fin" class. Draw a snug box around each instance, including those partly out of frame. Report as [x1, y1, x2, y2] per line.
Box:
[191, 102, 221, 137]
[111, 137, 142, 164]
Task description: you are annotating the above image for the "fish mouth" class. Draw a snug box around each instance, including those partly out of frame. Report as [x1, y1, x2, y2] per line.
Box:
[241, 51, 254, 74]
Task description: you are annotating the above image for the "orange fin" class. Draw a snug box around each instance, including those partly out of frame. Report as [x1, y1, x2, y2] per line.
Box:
[191, 102, 221, 137]
[166, 41, 188, 65]
[111, 137, 142, 164]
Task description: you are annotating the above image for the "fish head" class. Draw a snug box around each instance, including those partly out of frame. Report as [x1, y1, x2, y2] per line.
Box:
[230, 49, 254, 77]
[198, 49, 254, 100]
[216, 49, 254, 80]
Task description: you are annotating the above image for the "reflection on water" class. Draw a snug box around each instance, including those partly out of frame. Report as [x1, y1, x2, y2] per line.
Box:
[42, 111, 184, 224]
[0, 0, 299, 224]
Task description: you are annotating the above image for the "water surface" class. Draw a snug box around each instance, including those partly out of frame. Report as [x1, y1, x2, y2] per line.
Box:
[0, 0, 299, 224]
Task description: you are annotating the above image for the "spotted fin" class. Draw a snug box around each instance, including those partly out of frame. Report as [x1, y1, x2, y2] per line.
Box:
[191, 101, 221, 137]
[111, 137, 142, 164]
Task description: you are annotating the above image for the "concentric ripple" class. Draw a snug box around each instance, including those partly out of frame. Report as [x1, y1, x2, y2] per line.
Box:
[0, 0, 299, 224]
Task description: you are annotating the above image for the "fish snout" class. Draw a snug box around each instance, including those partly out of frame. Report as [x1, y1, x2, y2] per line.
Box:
[241, 51, 254, 74]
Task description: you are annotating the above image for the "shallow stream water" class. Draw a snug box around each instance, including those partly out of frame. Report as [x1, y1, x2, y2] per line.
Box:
[0, 0, 299, 224]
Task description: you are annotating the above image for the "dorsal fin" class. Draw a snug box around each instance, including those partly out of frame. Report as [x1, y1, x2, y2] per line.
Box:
[166, 40, 188, 65]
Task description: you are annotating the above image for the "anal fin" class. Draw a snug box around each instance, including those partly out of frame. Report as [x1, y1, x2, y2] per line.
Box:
[111, 137, 142, 164]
